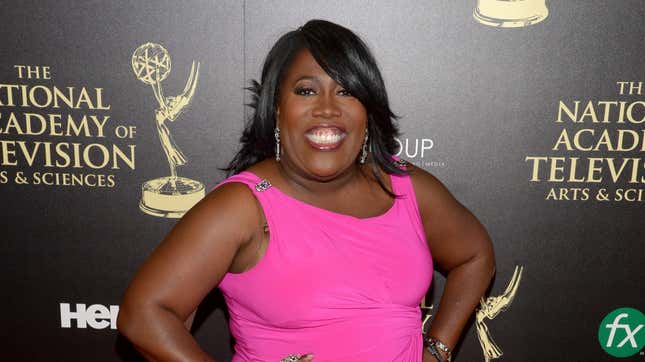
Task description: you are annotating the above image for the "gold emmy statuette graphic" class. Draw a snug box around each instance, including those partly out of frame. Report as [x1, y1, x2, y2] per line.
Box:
[421, 297, 434, 333]
[132, 43, 205, 218]
[474, 0, 548, 28]
[476, 265, 523, 361]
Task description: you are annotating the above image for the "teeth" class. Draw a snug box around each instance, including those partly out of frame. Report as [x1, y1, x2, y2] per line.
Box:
[305, 128, 345, 145]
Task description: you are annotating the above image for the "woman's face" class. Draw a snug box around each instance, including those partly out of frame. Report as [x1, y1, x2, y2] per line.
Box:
[277, 49, 368, 180]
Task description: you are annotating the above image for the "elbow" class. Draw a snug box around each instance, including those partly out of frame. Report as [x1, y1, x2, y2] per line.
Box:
[116, 298, 151, 342]
[482, 241, 496, 282]
[486, 257, 496, 284]
[116, 302, 137, 339]
[469, 238, 496, 284]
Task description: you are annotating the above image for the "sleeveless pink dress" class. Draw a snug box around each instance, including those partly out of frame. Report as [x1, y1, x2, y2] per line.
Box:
[216, 168, 433, 362]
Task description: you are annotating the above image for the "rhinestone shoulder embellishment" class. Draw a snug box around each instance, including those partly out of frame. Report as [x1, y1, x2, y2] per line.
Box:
[393, 159, 408, 168]
[255, 179, 272, 192]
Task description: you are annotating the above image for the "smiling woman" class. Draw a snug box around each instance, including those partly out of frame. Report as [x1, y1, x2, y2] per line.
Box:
[118, 19, 495, 362]
[225, 19, 405, 194]
[275, 49, 368, 180]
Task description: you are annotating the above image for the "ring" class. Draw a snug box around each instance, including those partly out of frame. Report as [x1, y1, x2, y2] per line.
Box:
[281, 354, 301, 362]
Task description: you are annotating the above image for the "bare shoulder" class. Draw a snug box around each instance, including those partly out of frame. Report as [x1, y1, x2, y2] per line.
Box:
[132, 177, 266, 284]
[181, 179, 263, 244]
[144, 179, 265, 277]
[201, 179, 260, 213]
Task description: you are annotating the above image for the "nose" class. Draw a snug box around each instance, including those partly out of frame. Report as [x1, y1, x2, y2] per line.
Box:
[312, 93, 341, 119]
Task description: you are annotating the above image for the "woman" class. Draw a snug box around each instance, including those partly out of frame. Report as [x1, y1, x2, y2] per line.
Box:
[118, 19, 495, 362]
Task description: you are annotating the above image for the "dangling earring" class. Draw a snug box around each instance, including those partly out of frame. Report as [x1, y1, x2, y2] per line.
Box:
[359, 129, 369, 164]
[274, 127, 281, 162]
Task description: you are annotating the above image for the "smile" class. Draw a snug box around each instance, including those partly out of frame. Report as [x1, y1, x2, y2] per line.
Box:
[304, 126, 347, 150]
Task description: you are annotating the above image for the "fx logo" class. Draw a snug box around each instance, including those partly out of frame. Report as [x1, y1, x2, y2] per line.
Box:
[598, 307, 645, 358]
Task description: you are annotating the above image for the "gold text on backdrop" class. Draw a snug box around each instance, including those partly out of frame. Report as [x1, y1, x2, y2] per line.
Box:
[525, 81, 645, 202]
[0, 64, 136, 188]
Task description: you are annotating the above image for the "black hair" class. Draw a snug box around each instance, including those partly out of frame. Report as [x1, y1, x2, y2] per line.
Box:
[223, 19, 406, 195]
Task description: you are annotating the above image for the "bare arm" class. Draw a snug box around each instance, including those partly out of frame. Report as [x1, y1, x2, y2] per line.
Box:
[409, 165, 496, 359]
[117, 183, 264, 361]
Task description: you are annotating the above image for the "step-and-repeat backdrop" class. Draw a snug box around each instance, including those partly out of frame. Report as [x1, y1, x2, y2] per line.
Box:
[2, 1, 643, 361]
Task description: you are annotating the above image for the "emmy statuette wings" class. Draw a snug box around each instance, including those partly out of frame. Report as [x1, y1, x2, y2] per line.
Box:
[475, 265, 523, 361]
[132, 43, 205, 218]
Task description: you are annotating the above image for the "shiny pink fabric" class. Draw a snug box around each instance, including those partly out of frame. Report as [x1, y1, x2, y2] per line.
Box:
[216, 169, 433, 362]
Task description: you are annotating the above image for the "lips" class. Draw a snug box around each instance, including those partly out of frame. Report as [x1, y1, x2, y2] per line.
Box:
[304, 126, 347, 150]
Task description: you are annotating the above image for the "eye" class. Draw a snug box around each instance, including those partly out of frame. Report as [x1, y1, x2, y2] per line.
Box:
[294, 87, 316, 96]
[337, 88, 352, 97]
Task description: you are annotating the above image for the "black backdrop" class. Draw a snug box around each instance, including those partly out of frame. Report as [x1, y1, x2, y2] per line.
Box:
[2, 1, 644, 361]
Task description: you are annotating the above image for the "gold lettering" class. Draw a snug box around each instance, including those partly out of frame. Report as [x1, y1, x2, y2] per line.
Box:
[89, 115, 109, 138]
[606, 158, 634, 183]
[556, 101, 579, 123]
[545, 188, 557, 200]
[18, 141, 40, 166]
[94, 88, 110, 110]
[568, 158, 585, 182]
[111, 145, 136, 170]
[24, 113, 47, 135]
[572, 129, 594, 151]
[72, 143, 82, 168]
[43, 141, 53, 167]
[617, 101, 627, 123]
[587, 158, 603, 182]
[49, 114, 63, 136]
[55, 143, 71, 167]
[597, 101, 617, 123]
[83, 143, 110, 169]
[525, 156, 548, 181]
[66, 114, 90, 137]
[2, 112, 23, 133]
[1, 140, 18, 165]
[580, 101, 599, 123]
[75, 87, 94, 109]
[28, 85, 53, 108]
[552, 129, 573, 151]
[0, 84, 20, 106]
[548, 157, 566, 182]
[616, 130, 639, 151]
[593, 129, 614, 151]
[52, 87, 75, 109]
[626, 101, 645, 124]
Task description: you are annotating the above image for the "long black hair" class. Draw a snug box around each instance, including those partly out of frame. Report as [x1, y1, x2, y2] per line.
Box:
[224, 19, 406, 194]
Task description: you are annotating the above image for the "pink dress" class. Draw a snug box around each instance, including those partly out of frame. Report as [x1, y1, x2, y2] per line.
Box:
[216, 168, 433, 361]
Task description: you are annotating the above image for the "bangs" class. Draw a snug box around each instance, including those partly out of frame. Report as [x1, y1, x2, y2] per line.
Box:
[300, 21, 379, 108]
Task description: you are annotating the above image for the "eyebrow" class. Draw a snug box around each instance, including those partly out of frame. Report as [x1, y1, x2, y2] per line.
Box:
[292, 75, 320, 84]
